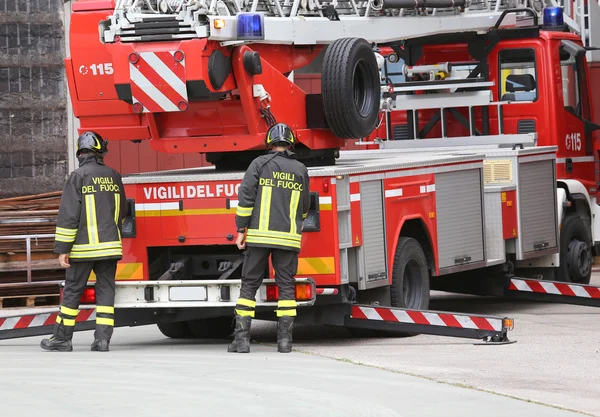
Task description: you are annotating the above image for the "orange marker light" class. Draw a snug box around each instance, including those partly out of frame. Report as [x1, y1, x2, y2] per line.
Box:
[213, 19, 225, 29]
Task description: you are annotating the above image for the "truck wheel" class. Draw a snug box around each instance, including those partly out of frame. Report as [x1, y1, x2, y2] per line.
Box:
[157, 321, 194, 339]
[390, 237, 431, 310]
[322, 37, 380, 139]
[557, 214, 593, 284]
[187, 317, 235, 339]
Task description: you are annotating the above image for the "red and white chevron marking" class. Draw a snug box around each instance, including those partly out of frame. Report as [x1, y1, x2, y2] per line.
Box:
[509, 278, 600, 299]
[130, 51, 188, 113]
[0, 308, 96, 332]
[351, 305, 503, 332]
[316, 288, 339, 295]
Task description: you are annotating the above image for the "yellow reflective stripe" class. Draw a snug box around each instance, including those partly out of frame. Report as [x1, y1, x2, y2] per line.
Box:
[276, 309, 297, 317]
[96, 317, 114, 326]
[297, 257, 336, 275]
[258, 186, 272, 231]
[55, 235, 76, 243]
[85, 194, 99, 245]
[236, 298, 256, 308]
[277, 299, 297, 308]
[235, 309, 255, 317]
[247, 229, 301, 241]
[245, 236, 301, 249]
[236, 206, 253, 217]
[289, 189, 300, 235]
[96, 306, 114, 314]
[63, 319, 76, 326]
[302, 213, 307, 219]
[56, 227, 77, 236]
[72, 241, 122, 252]
[114, 193, 121, 224]
[56, 316, 62, 324]
[70, 250, 122, 259]
[60, 306, 79, 316]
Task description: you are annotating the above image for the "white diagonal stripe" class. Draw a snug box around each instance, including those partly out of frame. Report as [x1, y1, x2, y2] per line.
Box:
[454, 315, 478, 330]
[486, 318, 502, 332]
[139, 52, 187, 100]
[131, 95, 149, 113]
[89, 310, 97, 321]
[540, 282, 561, 295]
[0, 317, 20, 331]
[30, 313, 51, 327]
[385, 188, 403, 198]
[390, 310, 414, 324]
[571, 285, 592, 298]
[130, 64, 179, 112]
[511, 279, 532, 292]
[422, 312, 446, 326]
[360, 307, 383, 321]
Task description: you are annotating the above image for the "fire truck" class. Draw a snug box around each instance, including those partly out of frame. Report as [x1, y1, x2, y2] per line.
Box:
[3, 0, 600, 343]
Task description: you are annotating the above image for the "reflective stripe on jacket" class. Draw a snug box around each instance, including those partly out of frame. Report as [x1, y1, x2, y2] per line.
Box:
[54, 155, 127, 261]
[235, 150, 310, 252]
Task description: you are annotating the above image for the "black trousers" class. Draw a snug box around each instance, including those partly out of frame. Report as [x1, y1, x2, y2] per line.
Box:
[236, 247, 298, 318]
[58, 259, 117, 340]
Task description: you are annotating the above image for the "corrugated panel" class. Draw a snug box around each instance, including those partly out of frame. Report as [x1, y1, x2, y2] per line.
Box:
[518, 160, 558, 254]
[393, 124, 410, 140]
[435, 169, 485, 269]
[484, 191, 505, 263]
[338, 210, 352, 248]
[360, 180, 387, 281]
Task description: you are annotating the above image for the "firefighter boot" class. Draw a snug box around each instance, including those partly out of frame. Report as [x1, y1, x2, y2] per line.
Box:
[91, 339, 110, 352]
[227, 315, 252, 353]
[277, 316, 294, 353]
[40, 323, 74, 352]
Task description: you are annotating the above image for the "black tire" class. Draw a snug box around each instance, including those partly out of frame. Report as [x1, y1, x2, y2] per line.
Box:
[157, 321, 194, 339]
[390, 237, 431, 310]
[557, 214, 593, 284]
[187, 317, 235, 339]
[322, 37, 380, 139]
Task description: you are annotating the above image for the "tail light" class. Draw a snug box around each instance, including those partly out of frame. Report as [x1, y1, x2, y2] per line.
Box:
[80, 287, 97, 304]
[265, 283, 313, 301]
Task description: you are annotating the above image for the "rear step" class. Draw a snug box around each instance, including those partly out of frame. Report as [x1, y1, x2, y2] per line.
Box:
[346, 305, 515, 345]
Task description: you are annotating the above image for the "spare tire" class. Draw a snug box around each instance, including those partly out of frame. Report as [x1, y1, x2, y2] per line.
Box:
[322, 38, 381, 139]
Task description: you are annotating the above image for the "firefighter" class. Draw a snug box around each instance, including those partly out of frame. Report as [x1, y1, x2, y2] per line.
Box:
[228, 123, 310, 354]
[40, 131, 127, 353]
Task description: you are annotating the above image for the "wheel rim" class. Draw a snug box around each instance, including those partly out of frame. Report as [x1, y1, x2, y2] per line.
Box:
[352, 60, 374, 118]
[567, 239, 592, 278]
[402, 259, 422, 309]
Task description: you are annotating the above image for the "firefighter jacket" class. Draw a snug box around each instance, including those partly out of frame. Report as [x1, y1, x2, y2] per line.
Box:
[54, 155, 127, 261]
[236, 150, 310, 252]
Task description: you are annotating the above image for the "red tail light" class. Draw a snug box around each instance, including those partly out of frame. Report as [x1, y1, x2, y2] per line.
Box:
[80, 287, 97, 304]
[265, 283, 313, 301]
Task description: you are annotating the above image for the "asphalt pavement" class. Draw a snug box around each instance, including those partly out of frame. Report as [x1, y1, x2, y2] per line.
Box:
[0, 276, 598, 416]
[0, 325, 589, 417]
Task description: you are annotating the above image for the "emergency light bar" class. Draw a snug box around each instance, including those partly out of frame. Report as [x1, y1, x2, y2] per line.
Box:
[237, 13, 264, 41]
[542, 7, 564, 30]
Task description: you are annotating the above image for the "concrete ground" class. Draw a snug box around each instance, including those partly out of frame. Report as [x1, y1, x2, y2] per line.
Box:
[0, 276, 598, 416]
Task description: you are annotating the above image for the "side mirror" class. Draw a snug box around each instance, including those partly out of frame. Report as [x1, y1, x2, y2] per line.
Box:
[561, 40, 586, 57]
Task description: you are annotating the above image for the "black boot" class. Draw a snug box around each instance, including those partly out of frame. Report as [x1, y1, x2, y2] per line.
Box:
[91, 339, 110, 352]
[277, 316, 294, 353]
[227, 315, 252, 353]
[40, 323, 73, 352]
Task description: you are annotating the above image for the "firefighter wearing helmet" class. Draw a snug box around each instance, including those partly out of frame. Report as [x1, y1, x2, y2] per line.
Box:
[41, 131, 127, 353]
[229, 123, 310, 354]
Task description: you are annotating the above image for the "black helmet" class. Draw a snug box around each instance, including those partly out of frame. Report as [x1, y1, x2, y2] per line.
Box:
[265, 123, 296, 149]
[76, 131, 108, 157]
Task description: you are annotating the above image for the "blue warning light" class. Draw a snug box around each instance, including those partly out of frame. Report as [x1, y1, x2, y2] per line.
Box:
[237, 13, 264, 40]
[543, 7, 564, 29]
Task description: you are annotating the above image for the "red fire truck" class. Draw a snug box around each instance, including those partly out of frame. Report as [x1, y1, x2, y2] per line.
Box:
[3, 0, 600, 342]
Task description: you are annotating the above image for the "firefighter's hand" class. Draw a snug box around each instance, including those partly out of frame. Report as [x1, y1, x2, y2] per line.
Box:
[236, 233, 246, 250]
[58, 254, 70, 268]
